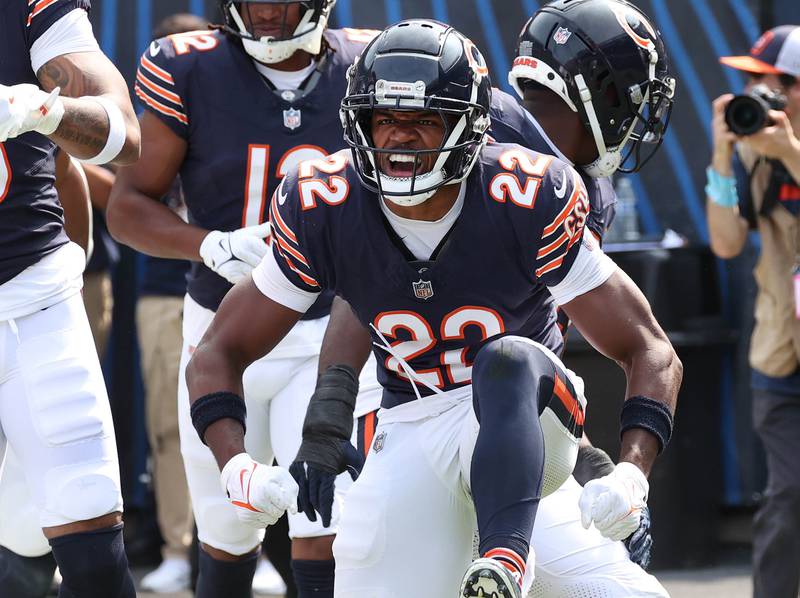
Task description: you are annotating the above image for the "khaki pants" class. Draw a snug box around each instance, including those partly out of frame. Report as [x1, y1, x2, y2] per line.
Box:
[137, 295, 193, 558]
[82, 271, 113, 359]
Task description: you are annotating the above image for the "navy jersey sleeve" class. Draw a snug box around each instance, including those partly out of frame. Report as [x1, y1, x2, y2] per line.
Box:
[134, 36, 190, 139]
[267, 170, 324, 294]
[488, 88, 548, 151]
[26, 0, 91, 49]
[528, 159, 592, 286]
[266, 151, 353, 294]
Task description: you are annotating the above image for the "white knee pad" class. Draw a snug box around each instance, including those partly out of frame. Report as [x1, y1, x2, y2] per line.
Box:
[41, 457, 122, 526]
[194, 494, 265, 556]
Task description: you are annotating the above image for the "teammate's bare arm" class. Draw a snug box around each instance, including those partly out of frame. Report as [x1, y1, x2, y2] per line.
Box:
[317, 296, 372, 375]
[106, 112, 204, 259]
[186, 279, 303, 469]
[37, 52, 140, 164]
[54, 150, 92, 256]
[81, 163, 116, 212]
[562, 269, 682, 476]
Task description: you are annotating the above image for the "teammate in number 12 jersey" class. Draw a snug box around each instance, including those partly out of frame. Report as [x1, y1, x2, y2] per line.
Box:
[107, 2, 379, 596]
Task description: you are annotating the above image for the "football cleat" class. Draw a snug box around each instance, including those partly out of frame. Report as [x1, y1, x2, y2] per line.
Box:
[460, 558, 521, 598]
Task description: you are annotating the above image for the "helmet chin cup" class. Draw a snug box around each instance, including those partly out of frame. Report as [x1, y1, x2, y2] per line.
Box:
[228, 1, 329, 64]
[582, 149, 621, 178]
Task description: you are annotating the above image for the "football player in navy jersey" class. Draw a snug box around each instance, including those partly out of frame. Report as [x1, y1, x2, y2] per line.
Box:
[185, 19, 682, 598]
[107, 1, 380, 596]
[293, 2, 675, 595]
[0, 1, 141, 597]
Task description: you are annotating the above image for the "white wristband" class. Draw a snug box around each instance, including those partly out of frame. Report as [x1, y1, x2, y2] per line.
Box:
[77, 96, 127, 165]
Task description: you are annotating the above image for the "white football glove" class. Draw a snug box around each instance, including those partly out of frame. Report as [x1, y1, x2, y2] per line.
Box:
[220, 453, 298, 529]
[0, 83, 65, 142]
[579, 461, 649, 541]
[199, 223, 271, 284]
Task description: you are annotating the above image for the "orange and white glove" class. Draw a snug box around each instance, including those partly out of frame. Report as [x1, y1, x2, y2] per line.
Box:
[578, 461, 649, 541]
[0, 83, 64, 142]
[220, 453, 298, 529]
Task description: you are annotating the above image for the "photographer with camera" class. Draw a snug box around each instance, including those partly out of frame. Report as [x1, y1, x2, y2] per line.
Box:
[707, 25, 800, 598]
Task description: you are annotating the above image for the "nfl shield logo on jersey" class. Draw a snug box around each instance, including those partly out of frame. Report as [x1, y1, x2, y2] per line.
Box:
[553, 27, 572, 45]
[412, 279, 434, 300]
[283, 108, 302, 130]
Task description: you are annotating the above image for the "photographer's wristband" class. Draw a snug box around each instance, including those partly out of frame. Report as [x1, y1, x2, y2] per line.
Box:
[705, 166, 739, 208]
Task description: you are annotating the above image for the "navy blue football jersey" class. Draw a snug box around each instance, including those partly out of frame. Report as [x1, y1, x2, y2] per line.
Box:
[269, 143, 594, 407]
[488, 88, 616, 241]
[135, 28, 375, 314]
[0, 0, 89, 285]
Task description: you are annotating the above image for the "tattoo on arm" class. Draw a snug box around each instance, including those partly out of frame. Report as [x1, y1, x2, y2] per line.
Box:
[37, 56, 110, 155]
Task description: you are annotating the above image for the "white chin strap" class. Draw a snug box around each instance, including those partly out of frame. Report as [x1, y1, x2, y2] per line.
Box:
[229, 3, 329, 64]
[509, 51, 658, 178]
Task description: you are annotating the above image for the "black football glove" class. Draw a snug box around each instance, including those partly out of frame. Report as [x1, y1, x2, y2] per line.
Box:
[289, 440, 364, 527]
[624, 505, 653, 570]
[289, 365, 361, 528]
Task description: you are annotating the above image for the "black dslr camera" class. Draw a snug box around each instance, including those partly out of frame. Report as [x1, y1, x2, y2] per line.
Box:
[725, 84, 788, 136]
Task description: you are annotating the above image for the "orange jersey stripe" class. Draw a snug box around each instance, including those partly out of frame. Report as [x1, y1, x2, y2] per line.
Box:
[269, 200, 298, 244]
[135, 86, 188, 125]
[136, 71, 183, 107]
[276, 235, 309, 268]
[535, 254, 565, 278]
[27, 0, 60, 24]
[275, 245, 319, 288]
[140, 55, 175, 85]
[554, 373, 585, 426]
[537, 230, 569, 260]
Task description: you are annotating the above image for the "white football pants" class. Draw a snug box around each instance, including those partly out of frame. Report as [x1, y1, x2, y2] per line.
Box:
[333, 339, 668, 598]
[0, 292, 123, 537]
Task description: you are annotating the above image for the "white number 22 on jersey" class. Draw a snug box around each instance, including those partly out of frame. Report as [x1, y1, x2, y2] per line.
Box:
[373, 306, 505, 387]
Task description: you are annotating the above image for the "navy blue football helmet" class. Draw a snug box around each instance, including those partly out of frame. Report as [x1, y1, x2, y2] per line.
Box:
[509, 0, 675, 177]
[341, 20, 492, 206]
[219, 0, 336, 63]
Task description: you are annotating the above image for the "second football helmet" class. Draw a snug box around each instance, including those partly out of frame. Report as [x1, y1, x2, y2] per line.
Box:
[341, 20, 492, 206]
[219, 0, 336, 64]
[509, 0, 675, 177]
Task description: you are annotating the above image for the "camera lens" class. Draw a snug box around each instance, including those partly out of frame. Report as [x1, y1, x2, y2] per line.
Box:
[725, 95, 769, 136]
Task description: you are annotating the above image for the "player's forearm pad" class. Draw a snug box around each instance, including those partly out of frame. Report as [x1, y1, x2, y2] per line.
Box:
[191, 391, 247, 445]
[620, 395, 674, 454]
[573, 445, 616, 486]
[301, 365, 359, 441]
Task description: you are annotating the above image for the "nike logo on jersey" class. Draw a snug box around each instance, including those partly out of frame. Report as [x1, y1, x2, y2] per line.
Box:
[554, 169, 568, 199]
[278, 182, 288, 206]
[149, 41, 161, 57]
